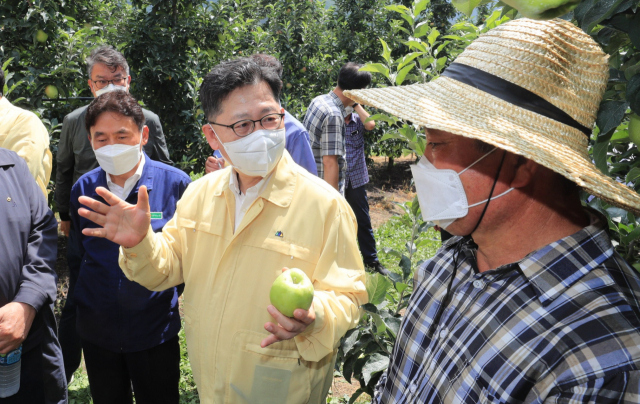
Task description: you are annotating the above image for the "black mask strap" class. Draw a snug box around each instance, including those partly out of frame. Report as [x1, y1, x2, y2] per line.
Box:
[466, 150, 507, 237]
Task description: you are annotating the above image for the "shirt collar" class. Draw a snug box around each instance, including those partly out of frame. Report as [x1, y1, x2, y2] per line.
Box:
[517, 209, 614, 306]
[93, 153, 153, 199]
[329, 91, 346, 116]
[0, 147, 16, 167]
[228, 167, 271, 197]
[213, 150, 297, 208]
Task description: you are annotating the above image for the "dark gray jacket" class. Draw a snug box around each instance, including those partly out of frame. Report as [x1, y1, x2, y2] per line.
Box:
[0, 147, 66, 403]
[54, 105, 172, 220]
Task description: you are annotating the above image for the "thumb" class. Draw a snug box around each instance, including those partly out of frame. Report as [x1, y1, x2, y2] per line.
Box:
[137, 185, 150, 213]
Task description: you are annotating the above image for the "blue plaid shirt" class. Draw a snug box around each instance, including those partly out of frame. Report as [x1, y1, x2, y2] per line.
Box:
[303, 92, 346, 190]
[375, 210, 640, 403]
[345, 113, 369, 189]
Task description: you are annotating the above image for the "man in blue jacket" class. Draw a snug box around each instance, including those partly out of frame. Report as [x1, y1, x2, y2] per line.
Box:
[69, 91, 190, 404]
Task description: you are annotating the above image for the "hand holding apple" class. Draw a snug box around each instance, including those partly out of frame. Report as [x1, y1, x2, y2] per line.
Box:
[261, 268, 316, 348]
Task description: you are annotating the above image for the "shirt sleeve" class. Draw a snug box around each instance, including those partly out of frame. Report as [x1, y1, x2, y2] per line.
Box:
[3, 110, 51, 198]
[55, 114, 77, 221]
[542, 371, 640, 403]
[294, 207, 368, 362]
[144, 115, 173, 166]
[13, 159, 58, 312]
[287, 130, 318, 175]
[320, 115, 345, 158]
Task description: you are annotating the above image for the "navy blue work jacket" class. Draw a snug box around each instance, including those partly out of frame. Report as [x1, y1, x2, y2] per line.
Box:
[69, 154, 190, 352]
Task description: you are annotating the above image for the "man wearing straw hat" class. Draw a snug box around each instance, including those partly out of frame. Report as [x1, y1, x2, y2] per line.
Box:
[345, 18, 640, 403]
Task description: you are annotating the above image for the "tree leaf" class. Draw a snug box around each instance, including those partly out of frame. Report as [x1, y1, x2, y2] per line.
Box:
[627, 167, 640, 183]
[451, 0, 482, 17]
[383, 316, 402, 338]
[360, 63, 390, 80]
[427, 28, 440, 46]
[395, 63, 415, 85]
[596, 100, 629, 136]
[399, 255, 412, 279]
[629, 12, 640, 50]
[347, 388, 364, 404]
[380, 38, 392, 64]
[366, 273, 393, 305]
[362, 353, 390, 385]
[342, 329, 360, 357]
[414, 0, 431, 16]
[627, 74, 640, 115]
[414, 21, 430, 38]
[592, 138, 610, 175]
[574, 0, 632, 33]
[370, 312, 387, 335]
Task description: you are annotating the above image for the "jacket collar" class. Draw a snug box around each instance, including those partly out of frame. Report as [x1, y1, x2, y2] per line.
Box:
[329, 91, 346, 116]
[0, 96, 12, 112]
[212, 150, 297, 208]
[91, 152, 154, 199]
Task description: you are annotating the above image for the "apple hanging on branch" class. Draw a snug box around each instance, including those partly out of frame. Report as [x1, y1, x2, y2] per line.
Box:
[44, 85, 58, 99]
[269, 268, 314, 318]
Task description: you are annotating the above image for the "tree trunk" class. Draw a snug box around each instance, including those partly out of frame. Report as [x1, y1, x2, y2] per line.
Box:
[387, 156, 394, 171]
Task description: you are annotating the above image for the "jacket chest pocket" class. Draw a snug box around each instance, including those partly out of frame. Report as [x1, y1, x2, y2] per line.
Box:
[224, 330, 311, 404]
[259, 238, 320, 277]
[178, 217, 227, 281]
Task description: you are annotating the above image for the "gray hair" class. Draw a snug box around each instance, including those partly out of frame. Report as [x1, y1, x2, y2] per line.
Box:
[86, 46, 130, 77]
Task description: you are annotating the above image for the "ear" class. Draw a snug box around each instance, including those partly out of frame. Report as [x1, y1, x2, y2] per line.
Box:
[509, 156, 538, 189]
[202, 124, 220, 151]
[88, 79, 96, 97]
[141, 125, 149, 146]
[126, 75, 132, 90]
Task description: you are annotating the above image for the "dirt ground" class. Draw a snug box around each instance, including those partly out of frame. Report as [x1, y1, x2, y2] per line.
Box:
[53, 155, 417, 401]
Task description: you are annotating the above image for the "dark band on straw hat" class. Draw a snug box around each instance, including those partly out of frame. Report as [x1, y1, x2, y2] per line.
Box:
[442, 63, 592, 136]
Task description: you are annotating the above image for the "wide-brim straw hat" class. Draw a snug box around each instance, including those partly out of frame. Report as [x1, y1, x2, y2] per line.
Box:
[344, 18, 640, 215]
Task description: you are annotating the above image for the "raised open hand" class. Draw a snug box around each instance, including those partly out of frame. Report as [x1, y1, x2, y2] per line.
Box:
[78, 186, 151, 248]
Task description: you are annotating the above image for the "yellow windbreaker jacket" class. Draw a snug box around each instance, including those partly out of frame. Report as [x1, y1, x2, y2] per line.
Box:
[118, 151, 368, 403]
[0, 96, 52, 197]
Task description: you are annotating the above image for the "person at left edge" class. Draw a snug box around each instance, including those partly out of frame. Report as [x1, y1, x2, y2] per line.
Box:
[69, 91, 189, 404]
[0, 147, 63, 404]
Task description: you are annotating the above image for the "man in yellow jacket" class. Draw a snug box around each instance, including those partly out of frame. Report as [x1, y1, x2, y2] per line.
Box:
[76, 57, 368, 403]
[0, 69, 52, 197]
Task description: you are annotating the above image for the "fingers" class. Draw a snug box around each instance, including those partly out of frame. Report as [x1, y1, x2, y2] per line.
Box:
[81, 227, 108, 238]
[260, 333, 280, 348]
[137, 185, 150, 213]
[293, 306, 316, 325]
[281, 267, 289, 273]
[77, 207, 107, 227]
[94, 186, 123, 206]
[78, 195, 111, 215]
[262, 322, 296, 347]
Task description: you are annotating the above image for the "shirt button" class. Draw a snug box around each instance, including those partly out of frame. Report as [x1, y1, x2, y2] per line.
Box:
[130, 253, 137, 258]
[6, 197, 11, 202]
[473, 280, 484, 289]
[439, 328, 448, 339]
[409, 382, 417, 394]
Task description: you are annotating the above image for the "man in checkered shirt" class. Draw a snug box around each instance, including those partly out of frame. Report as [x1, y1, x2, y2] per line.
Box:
[344, 97, 389, 276]
[303, 63, 372, 195]
[343, 18, 640, 404]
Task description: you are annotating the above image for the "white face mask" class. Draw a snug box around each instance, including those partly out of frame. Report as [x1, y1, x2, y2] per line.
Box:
[211, 125, 286, 177]
[343, 106, 354, 117]
[95, 83, 128, 97]
[92, 133, 143, 176]
[410, 148, 514, 229]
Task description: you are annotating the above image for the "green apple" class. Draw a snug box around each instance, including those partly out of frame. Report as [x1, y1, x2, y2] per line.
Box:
[36, 30, 48, 43]
[269, 268, 314, 318]
[500, 0, 582, 19]
[630, 113, 640, 146]
[44, 85, 58, 99]
[187, 38, 195, 47]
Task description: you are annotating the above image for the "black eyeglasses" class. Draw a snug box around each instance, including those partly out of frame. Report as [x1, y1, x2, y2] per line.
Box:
[208, 113, 285, 137]
[91, 77, 128, 89]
